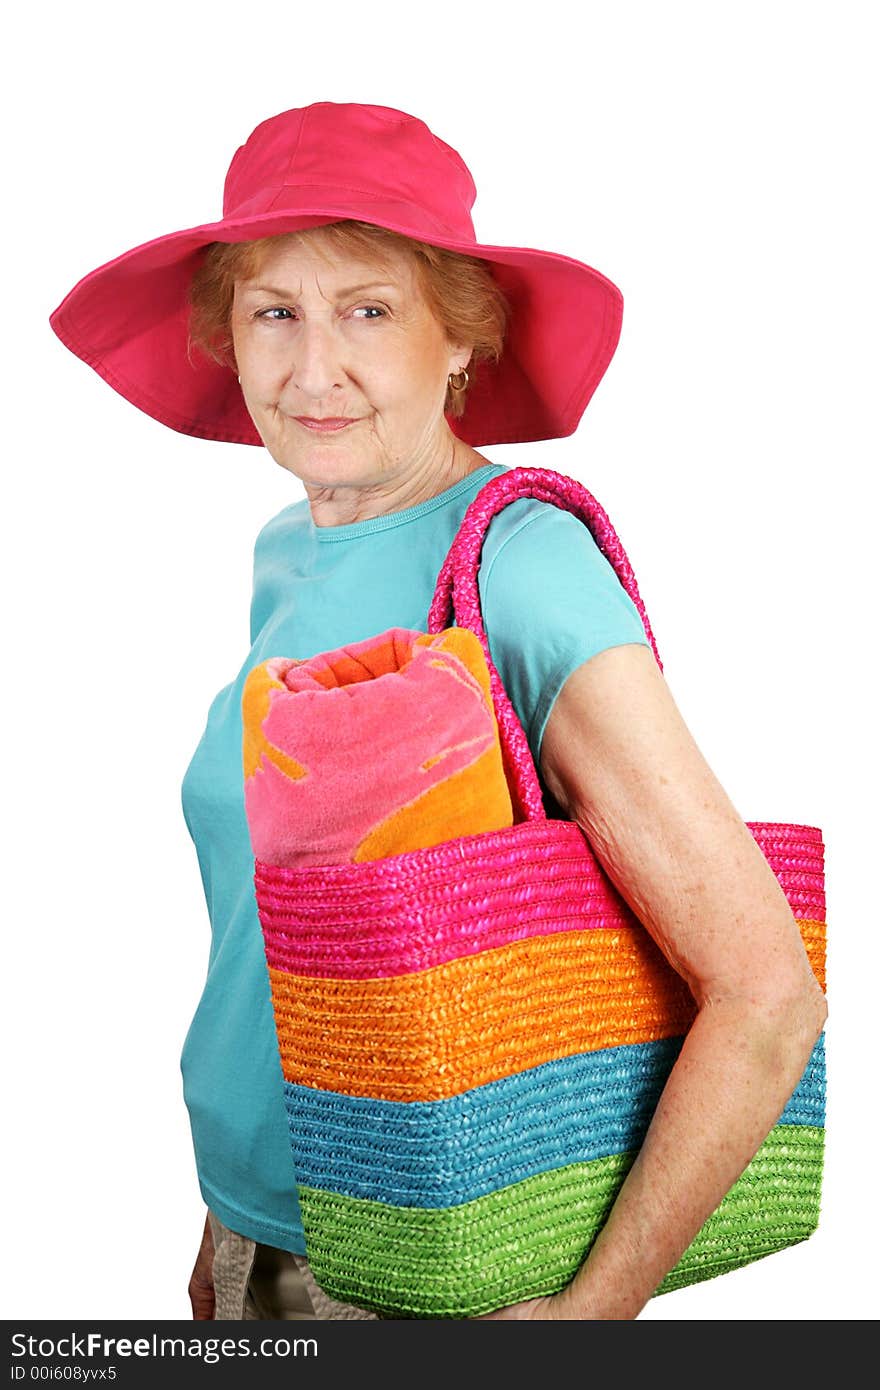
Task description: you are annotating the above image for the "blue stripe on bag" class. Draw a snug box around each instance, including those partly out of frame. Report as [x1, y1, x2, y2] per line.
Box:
[286, 1034, 825, 1207]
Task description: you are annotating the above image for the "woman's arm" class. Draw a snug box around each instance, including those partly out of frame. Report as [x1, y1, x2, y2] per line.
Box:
[484, 643, 827, 1320]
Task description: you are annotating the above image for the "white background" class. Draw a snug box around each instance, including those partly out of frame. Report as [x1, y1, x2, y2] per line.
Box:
[4, 0, 876, 1322]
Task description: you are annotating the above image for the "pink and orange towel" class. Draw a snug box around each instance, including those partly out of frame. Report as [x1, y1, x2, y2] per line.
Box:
[242, 626, 514, 867]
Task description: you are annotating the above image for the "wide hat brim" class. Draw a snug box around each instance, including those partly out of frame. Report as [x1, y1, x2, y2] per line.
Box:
[49, 199, 623, 449]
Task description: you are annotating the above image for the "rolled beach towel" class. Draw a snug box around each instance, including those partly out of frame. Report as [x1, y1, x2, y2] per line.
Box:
[242, 626, 514, 868]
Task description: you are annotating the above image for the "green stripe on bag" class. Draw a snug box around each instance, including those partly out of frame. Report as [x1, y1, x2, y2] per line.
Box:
[299, 1126, 824, 1317]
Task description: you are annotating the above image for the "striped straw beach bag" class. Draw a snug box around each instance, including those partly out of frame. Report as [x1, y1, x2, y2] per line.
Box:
[249, 466, 827, 1319]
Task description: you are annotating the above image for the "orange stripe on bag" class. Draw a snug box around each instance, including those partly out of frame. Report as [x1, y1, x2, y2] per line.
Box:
[270, 921, 825, 1102]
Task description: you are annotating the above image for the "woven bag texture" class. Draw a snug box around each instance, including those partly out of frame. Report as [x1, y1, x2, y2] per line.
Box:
[251, 466, 827, 1318]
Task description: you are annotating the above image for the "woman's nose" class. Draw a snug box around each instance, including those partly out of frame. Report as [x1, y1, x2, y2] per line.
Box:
[289, 320, 346, 399]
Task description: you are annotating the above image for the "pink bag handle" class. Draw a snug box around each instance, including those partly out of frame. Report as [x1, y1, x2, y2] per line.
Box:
[427, 466, 663, 822]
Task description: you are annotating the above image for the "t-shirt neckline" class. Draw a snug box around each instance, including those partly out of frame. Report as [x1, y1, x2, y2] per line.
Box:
[308, 464, 504, 542]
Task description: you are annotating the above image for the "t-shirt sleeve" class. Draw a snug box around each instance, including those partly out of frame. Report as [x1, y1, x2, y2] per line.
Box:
[477, 498, 651, 770]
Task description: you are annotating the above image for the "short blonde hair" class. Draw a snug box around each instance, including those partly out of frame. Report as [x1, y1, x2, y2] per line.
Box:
[187, 220, 510, 418]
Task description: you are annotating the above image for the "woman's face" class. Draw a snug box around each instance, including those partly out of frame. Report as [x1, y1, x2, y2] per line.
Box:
[231, 237, 470, 491]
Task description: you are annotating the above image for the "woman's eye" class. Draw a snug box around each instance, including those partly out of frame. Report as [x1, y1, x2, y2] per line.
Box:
[254, 306, 384, 321]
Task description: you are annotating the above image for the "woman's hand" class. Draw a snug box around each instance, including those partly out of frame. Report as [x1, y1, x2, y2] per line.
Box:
[477, 1287, 593, 1320]
[188, 1213, 216, 1320]
[476, 1295, 560, 1320]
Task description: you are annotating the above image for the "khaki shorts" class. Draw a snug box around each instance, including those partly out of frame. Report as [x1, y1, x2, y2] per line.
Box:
[208, 1211, 378, 1321]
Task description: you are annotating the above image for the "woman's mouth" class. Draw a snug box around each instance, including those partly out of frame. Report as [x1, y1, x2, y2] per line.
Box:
[293, 417, 360, 432]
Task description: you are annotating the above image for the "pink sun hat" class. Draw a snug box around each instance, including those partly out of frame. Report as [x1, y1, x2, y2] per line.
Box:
[49, 101, 623, 449]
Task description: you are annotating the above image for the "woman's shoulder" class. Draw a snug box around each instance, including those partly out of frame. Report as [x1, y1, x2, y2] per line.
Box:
[253, 496, 312, 557]
[469, 473, 650, 768]
[478, 487, 615, 592]
[475, 477, 648, 645]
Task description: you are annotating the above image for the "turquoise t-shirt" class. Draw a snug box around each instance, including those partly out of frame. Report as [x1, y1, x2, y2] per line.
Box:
[180, 461, 650, 1252]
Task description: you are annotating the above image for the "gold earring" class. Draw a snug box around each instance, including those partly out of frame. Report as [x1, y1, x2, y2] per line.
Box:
[448, 369, 469, 392]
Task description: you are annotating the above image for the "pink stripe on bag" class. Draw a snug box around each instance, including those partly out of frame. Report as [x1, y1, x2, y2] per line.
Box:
[257, 820, 825, 979]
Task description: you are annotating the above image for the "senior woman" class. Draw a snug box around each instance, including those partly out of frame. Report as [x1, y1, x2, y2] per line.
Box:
[50, 101, 826, 1322]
